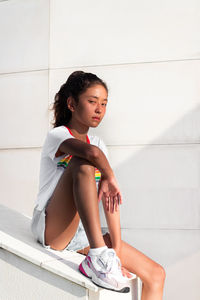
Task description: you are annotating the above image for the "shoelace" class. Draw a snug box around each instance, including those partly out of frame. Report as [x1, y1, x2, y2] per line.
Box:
[97, 249, 122, 273]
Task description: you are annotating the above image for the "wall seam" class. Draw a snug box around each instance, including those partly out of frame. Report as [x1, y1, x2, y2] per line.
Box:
[0, 57, 199, 76]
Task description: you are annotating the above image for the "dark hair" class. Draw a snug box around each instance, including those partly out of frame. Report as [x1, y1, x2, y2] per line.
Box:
[50, 71, 108, 128]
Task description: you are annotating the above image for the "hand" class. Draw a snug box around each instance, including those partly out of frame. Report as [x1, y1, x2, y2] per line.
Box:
[113, 247, 133, 279]
[121, 266, 134, 279]
[98, 175, 122, 213]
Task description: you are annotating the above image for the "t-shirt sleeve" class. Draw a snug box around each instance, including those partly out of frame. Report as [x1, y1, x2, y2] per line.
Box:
[98, 138, 109, 160]
[45, 127, 74, 161]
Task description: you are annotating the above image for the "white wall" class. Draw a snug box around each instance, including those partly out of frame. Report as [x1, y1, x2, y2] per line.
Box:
[0, 0, 200, 299]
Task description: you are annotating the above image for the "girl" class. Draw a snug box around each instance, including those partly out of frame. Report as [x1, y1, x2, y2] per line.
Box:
[31, 71, 166, 298]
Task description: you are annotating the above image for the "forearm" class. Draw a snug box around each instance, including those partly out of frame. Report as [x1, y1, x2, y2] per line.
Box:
[59, 139, 113, 179]
[89, 146, 113, 179]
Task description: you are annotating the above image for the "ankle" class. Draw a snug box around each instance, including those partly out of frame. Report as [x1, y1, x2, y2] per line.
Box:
[89, 240, 106, 249]
[88, 245, 108, 256]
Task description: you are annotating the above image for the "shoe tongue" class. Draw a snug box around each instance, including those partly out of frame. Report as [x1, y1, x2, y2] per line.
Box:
[97, 249, 116, 271]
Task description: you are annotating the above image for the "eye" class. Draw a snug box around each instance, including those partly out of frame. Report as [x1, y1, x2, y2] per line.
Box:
[102, 102, 107, 106]
[88, 100, 95, 103]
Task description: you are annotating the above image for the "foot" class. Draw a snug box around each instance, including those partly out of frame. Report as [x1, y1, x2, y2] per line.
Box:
[79, 248, 130, 293]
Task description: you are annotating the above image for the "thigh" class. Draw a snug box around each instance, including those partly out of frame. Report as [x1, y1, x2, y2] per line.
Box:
[45, 160, 80, 250]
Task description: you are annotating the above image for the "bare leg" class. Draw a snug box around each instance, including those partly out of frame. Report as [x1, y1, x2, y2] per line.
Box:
[78, 197, 166, 300]
[101, 195, 121, 250]
[45, 156, 105, 250]
[45, 155, 165, 298]
[119, 240, 166, 300]
[72, 157, 105, 248]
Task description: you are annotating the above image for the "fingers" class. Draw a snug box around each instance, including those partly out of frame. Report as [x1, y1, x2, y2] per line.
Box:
[98, 189, 103, 203]
[105, 196, 109, 211]
[110, 196, 114, 213]
[118, 193, 123, 205]
[105, 196, 112, 212]
[98, 176, 123, 210]
[121, 267, 133, 278]
[113, 195, 119, 212]
[106, 193, 122, 213]
[121, 267, 125, 277]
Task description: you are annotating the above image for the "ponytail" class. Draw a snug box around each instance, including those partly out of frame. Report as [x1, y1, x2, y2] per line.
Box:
[51, 83, 72, 128]
[50, 71, 108, 128]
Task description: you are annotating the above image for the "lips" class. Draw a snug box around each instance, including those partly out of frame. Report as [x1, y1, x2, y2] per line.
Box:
[92, 116, 100, 121]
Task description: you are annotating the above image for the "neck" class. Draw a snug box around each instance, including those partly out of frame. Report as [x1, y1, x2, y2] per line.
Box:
[67, 120, 89, 142]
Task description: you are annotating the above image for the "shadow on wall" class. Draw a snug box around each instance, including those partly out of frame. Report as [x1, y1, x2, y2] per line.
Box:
[99, 104, 200, 267]
[1, 104, 200, 274]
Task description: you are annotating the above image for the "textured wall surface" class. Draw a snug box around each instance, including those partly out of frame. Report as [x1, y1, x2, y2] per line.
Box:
[0, 0, 200, 299]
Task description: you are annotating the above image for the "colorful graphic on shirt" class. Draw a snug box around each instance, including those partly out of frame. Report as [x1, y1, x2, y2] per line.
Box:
[57, 154, 101, 182]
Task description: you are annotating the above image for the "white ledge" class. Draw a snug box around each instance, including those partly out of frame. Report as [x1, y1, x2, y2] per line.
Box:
[0, 205, 99, 291]
[0, 230, 99, 291]
[0, 204, 137, 296]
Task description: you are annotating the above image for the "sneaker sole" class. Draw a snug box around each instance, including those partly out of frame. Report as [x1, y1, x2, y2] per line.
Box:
[92, 281, 130, 293]
[79, 262, 130, 293]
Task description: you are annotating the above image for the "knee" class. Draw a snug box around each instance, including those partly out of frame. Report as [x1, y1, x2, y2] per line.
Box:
[70, 157, 95, 177]
[144, 263, 166, 291]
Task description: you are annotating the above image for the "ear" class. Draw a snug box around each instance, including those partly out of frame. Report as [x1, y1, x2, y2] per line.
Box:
[67, 96, 76, 112]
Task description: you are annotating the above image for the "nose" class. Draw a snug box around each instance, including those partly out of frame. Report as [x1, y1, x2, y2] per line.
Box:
[95, 103, 102, 113]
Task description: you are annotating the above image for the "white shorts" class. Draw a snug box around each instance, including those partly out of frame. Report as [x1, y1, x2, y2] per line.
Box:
[31, 199, 108, 252]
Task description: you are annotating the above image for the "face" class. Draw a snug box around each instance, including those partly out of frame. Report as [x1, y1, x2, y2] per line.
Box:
[68, 84, 108, 128]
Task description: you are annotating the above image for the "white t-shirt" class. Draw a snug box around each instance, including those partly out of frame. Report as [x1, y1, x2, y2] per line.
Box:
[34, 125, 109, 211]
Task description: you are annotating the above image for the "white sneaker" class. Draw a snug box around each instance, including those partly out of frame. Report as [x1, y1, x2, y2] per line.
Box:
[79, 248, 130, 293]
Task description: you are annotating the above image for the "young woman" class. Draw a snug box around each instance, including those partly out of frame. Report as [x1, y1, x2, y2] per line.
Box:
[31, 71, 166, 298]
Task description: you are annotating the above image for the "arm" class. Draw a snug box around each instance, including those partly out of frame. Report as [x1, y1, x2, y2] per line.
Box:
[59, 138, 113, 178]
[59, 138, 122, 211]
